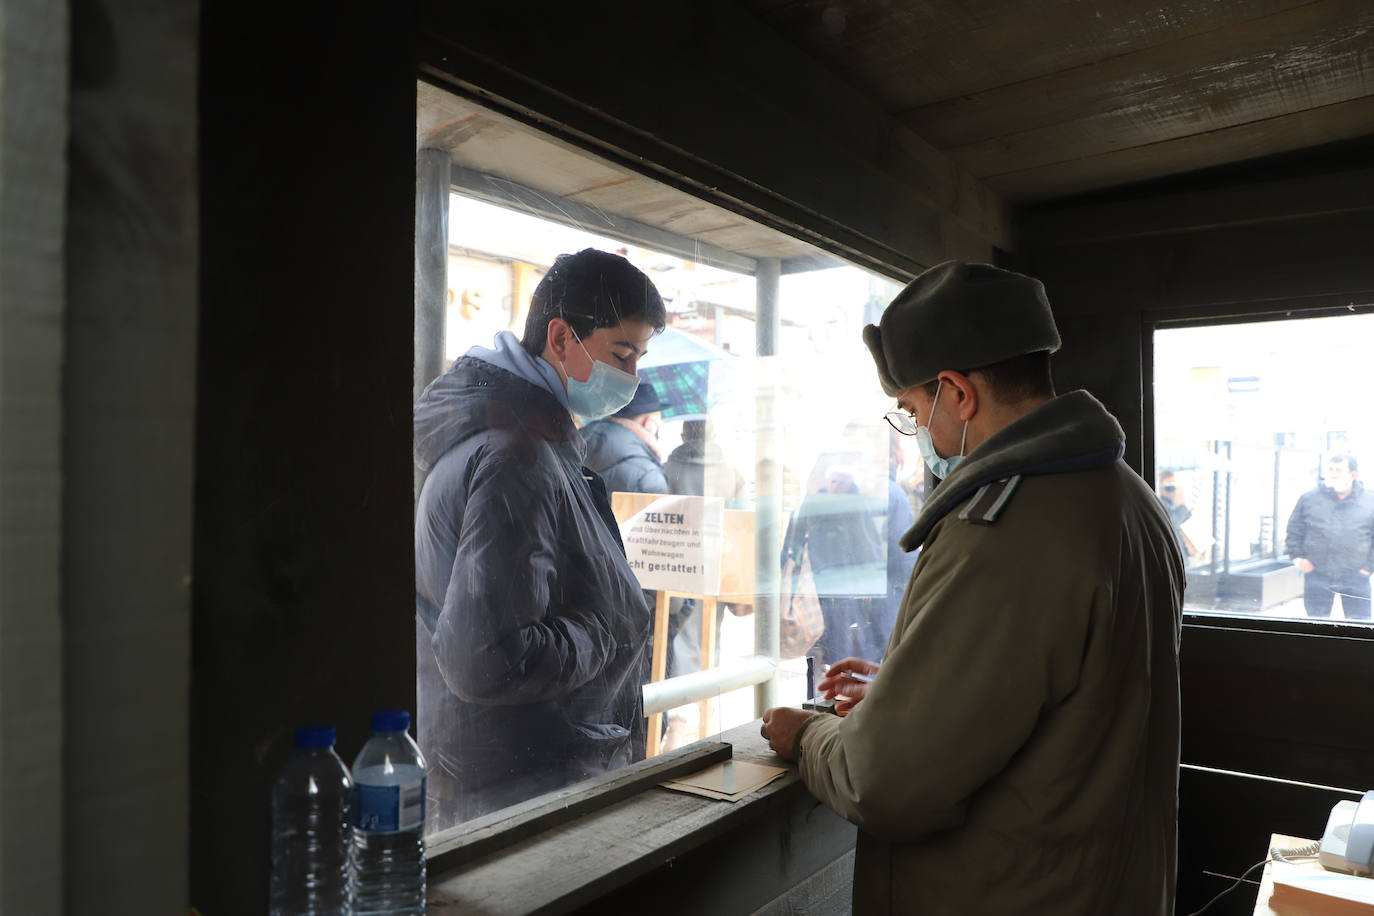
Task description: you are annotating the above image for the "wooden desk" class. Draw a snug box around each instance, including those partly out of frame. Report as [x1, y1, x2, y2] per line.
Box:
[1254, 834, 1313, 915]
[1255, 833, 1374, 914]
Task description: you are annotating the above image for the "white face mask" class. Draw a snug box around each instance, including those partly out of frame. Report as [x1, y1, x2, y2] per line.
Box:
[560, 333, 640, 420]
[915, 380, 968, 479]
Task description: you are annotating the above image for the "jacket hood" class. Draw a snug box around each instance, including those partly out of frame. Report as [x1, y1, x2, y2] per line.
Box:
[902, 389, 1125, 551]
[582, 418, 658, 471]
[413, 357, 582, 473]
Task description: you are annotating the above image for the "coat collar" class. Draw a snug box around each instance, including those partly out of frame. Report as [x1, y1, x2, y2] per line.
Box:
[900, 390, 1125, 551]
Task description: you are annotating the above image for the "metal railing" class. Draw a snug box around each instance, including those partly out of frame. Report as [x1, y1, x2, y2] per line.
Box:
[642, 654, 778, 716]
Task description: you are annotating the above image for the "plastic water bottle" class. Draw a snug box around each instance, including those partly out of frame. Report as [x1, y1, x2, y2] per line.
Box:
[350, 710, 427, 915]
[270, 725, 353, 916]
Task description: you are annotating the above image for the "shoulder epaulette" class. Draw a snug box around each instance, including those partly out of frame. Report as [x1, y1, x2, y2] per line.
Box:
[957, 475, 1023, 525]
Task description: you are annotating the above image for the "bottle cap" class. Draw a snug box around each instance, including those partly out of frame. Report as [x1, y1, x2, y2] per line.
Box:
[370, 709, 411, 733]
[293, 725, 336, 749]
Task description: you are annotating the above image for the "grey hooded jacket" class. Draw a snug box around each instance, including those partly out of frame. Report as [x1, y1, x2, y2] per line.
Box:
[414, 356, 650, 828]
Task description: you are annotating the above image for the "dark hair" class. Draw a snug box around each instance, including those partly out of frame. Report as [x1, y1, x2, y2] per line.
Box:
[521, 248, 667, 356]
[922, 350, 1055, 404]
[1329, 453, 1359, 473]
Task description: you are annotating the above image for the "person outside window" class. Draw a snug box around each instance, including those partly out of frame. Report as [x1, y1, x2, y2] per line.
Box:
[1285, 454, 1374, 620]
[580, 383, 670, 497]
[659, 419, 751, 748]
[1156, 469, 1192, 559]
[663, 419, 746, 505]
[760, 261, 1184, 916]
[413, 248, 665, 828]
[780, 462, 897, 669]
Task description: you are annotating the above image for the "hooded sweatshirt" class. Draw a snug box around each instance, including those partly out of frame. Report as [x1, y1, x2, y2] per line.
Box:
[413, 350, 649, 829]
[798, 391, 1184, 916]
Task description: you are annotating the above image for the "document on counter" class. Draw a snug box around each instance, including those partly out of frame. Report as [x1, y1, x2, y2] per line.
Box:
[660, 760, 788, 802]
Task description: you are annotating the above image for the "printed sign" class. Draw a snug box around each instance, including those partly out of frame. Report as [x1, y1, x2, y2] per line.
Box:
[619, 494, 725, 595]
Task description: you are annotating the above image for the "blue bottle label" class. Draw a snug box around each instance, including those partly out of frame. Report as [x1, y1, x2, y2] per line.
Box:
[354, 778, 425, 833]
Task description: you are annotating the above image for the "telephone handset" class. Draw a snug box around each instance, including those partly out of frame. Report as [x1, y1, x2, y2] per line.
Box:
[1318, 790, 1374, 876]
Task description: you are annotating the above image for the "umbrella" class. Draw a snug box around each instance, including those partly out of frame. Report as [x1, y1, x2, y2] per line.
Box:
[638, 327, 733, 420]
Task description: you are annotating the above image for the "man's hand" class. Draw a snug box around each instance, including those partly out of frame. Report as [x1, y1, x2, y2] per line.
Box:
[817, 657, 881, 716]
[760, 706, 819, 761]
[1295, 558, 1315, 574]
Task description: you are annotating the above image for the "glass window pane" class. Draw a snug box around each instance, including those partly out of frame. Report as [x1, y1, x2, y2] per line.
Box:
[416, 86, 910, 836]
[1154, 314, 1374, 625]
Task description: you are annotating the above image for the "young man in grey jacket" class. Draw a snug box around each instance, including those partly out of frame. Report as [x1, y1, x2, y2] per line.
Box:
[762, 261, 1185, 916]
[414, 249, 665, 829]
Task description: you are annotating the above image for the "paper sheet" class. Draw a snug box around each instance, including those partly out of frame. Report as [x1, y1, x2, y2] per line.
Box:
[660, 760, 789, 802]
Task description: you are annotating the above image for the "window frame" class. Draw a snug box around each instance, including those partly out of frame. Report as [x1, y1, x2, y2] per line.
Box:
[1147, 300, 1374, 796]
[1146, 300, 1374, 644]
[412, 75, 918, 844]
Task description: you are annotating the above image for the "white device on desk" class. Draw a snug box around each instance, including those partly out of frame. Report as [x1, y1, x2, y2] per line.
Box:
[1318, 790, 1374, 876]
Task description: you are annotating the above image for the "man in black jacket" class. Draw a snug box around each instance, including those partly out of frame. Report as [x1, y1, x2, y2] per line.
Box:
[413, 249, 665, 829]
[1286, 454, 1374, 620]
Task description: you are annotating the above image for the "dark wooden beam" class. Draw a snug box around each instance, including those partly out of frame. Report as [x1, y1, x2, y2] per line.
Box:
[984, 94, 1374, 203]
[904, 0, 1373, 156]
[1021, 167, 1374, 246]
[748, 0, 1316, 112]
[419, 0, 1011, 278]
[426, 741, 732, 872]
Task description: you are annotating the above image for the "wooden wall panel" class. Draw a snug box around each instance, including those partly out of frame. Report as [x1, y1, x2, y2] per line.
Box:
[420, 0, 1010, 277]
[62, 0, 198, 911]
[988, 95, 1374, 202]
[747, 0, 1310, 111]
[1029, 193, 1374, 916]
[908, 0, 1374, 153]
[0, 0, 67, 912]
[192, 3, 416, 912]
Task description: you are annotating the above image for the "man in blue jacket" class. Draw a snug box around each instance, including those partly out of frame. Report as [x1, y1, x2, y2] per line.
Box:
[1286, 454, 1374, 619]
[414, 248, 665, 829]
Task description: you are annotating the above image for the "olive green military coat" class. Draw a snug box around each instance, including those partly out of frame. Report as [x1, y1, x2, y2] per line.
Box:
[798, 391, 1184, 915]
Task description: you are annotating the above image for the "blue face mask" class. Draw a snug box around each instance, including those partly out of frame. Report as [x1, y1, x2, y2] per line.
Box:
[562, 335, 640, 420]
[915, 380, 968, 479]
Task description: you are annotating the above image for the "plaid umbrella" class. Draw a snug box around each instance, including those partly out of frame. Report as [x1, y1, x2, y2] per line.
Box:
[638, 327, 732, 420]
[639, 360, 711, 419]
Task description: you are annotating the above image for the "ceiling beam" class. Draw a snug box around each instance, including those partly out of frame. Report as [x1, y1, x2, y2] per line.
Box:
[903, 0, 1372, 154]
[1021, 166, 1374, 247]
[990, 94, 1374, 203]
[448, 165, 760, 275]
[420, 0, 1012, 280]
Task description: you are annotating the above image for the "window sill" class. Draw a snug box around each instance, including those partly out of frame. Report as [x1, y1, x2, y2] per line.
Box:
[425, 720, 814, 915]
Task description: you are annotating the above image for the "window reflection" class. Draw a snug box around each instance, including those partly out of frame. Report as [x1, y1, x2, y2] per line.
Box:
[1154, 314, 1374, 623]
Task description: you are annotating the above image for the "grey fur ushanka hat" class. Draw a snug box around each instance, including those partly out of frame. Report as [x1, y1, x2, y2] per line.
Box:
[862, 261, 1061, 396]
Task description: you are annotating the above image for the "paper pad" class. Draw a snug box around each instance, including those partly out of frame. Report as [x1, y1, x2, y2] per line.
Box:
[660, 760, 789, 802]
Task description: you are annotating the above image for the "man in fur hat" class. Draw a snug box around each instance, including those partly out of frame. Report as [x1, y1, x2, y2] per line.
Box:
[761, 261, 1184, 916]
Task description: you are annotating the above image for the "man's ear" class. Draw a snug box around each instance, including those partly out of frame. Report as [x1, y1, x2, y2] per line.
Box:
[942, 370, 979, 422]
[545, 317, 572, 363]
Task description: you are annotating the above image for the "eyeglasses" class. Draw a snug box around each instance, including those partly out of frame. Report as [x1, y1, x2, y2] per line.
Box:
[884, 409, 919, 436]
